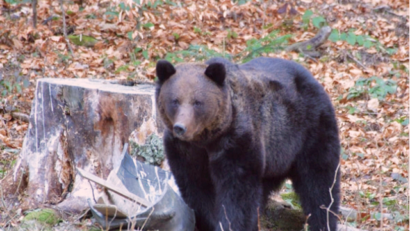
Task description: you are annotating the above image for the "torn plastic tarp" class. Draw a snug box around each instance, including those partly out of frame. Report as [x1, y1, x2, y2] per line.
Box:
[86, 145, 195, 230]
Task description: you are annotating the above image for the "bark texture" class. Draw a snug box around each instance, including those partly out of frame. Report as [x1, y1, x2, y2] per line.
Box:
[3, 78, 158, 213]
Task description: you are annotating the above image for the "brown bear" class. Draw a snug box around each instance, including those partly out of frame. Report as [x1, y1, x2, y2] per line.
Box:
[155, 57, 340, 231]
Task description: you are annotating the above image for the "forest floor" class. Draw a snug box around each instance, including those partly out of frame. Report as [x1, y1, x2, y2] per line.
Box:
[0, 0, 408, 230]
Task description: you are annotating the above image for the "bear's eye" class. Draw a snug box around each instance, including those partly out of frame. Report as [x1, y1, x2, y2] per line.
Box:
[171, 99, 179, 106]
[193, 100, 203, 106]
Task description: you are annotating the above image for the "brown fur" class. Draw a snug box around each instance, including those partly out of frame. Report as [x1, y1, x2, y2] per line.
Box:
[157, 63, 232, 143]
[155, 57, 340, 231]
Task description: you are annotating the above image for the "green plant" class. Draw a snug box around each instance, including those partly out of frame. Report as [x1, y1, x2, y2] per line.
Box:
[142, 49, 149, 59]
[346, 105, 359, 114]
[5, 0, 30, 4]
[105, 6, 120, 18]
[242, 30, 291, 62]
[103, 57, 114, 69]
[281, 192, 302, 210]
[395, 117, 409, 126]
[359, 191, 376, 200]
[329, 29, 397, 55]
[56, 51, 71, 64]
[132, 46, 150, 60]
[348, 81, 366, 100]
[119, 2, 131, 11]
[368, 77, 397, 100]
[329, 29, 374, 48]
[193, 26, 202, 34]
[227, 29, 238, 40]
[145, 0, 164, 9]
[340, 148, 349, 160]
[142, 22, 155, 29]
[302, 10, 327, 29]
[115, 64, 129, 73]
[233, 0, 251, 5]
[172, 32, 180, 41]
[0, 74, 29, 96]
[85, 13, 97, 19]
[347, 76, 397, 100]
[0, 155, 16, 179]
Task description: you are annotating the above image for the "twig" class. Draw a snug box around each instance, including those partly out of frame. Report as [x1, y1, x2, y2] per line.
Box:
[138, 207, 155, 231]
[0, 185, 8, 215]
[106, 203, 118, 230]
[222, 205, 232, 231]
[77, 168, 150, 207]
[32, 0, 38, 28]
[375, 134, 383, 229]
[1, 119, 9, 136]
[14, 169, 24, 197]
[346, 51, 367, 70]
[327, 163, 340, 231]
[87, 178, 98, 203]
[303, 214, 311, 231]
[58, 0, 74, 57]
[1, 184, 21, 228]
[373, 5, 407, 22]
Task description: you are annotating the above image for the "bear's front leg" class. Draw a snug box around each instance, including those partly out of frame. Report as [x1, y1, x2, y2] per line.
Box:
[163, 130, 217, 231]
[208, 137, 264, 231]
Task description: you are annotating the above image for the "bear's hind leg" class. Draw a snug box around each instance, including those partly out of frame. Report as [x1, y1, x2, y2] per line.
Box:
[290, 159, 340, 231]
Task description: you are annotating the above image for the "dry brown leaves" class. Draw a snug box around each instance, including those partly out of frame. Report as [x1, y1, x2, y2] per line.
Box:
[0, 0, 408, 230]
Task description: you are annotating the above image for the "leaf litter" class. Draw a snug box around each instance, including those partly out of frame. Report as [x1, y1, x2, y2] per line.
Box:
[0, 0, 408, 230]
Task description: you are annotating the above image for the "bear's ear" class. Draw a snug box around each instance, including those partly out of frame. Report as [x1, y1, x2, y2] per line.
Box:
[156, 60, 176, 83]
[205, 63, 226, 86]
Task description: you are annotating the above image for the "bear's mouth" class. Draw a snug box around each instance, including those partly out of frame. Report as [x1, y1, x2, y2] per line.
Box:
[173, 132, 193, 141]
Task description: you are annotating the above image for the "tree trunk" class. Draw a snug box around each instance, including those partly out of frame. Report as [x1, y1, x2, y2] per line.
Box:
[2, 78, 159, 213]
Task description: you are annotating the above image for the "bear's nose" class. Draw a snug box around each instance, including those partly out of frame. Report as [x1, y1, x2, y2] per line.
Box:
[173, 124, 186, 136]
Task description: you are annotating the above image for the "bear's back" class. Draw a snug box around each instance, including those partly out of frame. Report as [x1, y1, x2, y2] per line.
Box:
[239, 57, 319, 91]
[234, 57, 336, 177]
[238, 57, 331, 114]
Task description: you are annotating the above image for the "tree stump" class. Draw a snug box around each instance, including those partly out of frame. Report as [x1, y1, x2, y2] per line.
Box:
[2, 78, 160, 213]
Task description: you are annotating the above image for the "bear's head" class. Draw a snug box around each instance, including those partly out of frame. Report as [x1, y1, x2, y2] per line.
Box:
[155, 60, 232, 142]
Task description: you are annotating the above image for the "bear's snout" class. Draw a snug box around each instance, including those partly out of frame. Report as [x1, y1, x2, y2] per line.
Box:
[173, 123, 187, 136]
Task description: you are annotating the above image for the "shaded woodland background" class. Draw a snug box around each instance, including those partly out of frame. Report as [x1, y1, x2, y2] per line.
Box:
[0, 0, 408, 230]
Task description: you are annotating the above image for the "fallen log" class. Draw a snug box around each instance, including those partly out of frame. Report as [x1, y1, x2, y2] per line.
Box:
[286, 26, 332, 58]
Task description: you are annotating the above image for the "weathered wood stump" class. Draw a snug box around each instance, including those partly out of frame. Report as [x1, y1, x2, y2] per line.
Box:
[3, 78, 159, 213]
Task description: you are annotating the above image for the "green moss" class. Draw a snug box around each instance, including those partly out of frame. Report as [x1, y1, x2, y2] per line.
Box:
[68, 35, 98, 47]
[87, 226, 104, 231]
[281, 191, 302, 210]
[23, 208, 61, 227]
[130, 133, 164, 166]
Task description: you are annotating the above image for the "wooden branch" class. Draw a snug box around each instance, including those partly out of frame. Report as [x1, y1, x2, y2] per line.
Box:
[58, 0, 74, 57]
[286, 26, 332, 58]
[77, 168, 150, 208]
[346, 51, 367, 70]
[32, 0, 37, 28]
[11, 112, 29, 123]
